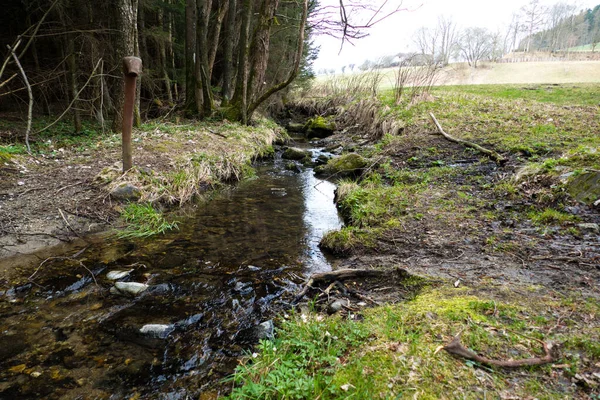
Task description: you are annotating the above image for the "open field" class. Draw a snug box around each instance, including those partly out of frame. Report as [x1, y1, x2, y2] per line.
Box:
[319, 61, 600, 90]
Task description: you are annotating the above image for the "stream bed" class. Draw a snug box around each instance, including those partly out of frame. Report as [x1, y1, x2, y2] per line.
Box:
[0, 143, 342, 399]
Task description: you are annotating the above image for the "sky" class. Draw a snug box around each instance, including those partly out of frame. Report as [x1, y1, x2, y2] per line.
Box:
[312, 0, 598, 71]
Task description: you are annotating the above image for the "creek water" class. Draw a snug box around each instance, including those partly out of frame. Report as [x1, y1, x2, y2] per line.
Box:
[0, 143, 342, 399]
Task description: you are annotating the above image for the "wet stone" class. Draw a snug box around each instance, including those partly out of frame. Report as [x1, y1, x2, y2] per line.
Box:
[328, 299, 346, 314]
[111, 281, 149, 296]
[139, 324, 174, 339]
[282, 147, 311, 161]
[285, 162, 302, 173]
[233, 281, 253, 295]
[106, 269, 134, 281]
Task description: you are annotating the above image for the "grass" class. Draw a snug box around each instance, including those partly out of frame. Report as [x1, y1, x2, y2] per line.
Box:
[320, 61, 600, 92]
[227, 285, 600, 399]
[116, 203, 178, 238]
[434, 83, 600, 107]
[316, 83, 600, 253]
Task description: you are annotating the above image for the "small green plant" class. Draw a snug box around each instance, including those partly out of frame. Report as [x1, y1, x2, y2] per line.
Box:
[117, 203, 178, 238]
[528, 208, 579, 226]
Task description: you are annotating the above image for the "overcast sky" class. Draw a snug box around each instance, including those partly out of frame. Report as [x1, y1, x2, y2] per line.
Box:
[312, 0, 598, 70]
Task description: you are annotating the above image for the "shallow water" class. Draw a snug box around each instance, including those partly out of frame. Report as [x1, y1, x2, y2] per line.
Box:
[0, 144, 342, 399]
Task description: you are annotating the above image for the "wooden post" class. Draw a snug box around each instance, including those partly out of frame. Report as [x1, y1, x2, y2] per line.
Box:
[122, 56, 142, 173]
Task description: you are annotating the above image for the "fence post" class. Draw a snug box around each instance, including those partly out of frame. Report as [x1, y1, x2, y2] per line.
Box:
[122, 56, 142, 173]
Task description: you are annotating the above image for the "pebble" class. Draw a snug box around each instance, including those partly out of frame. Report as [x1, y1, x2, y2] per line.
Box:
[111, 281, 149, 296]
[106, 269, 134, 281]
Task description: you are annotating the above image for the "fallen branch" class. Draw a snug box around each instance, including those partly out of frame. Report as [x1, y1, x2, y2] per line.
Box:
[442, 334, 555, 368]
[429, 113, 505, 165]
[293, 268, 408, 303]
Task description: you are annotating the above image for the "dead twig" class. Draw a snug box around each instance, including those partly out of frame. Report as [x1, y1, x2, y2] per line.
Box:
[442, 333, 555, 368]
[56, 180, 85, 194]
[58, 208, 81, 238]
[429, 113, 505, 165]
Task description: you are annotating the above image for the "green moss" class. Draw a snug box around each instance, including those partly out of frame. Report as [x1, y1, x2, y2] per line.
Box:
[117, 203, 178, 238]
[528, 208, 580, 226]
[320, 153, 368, 178]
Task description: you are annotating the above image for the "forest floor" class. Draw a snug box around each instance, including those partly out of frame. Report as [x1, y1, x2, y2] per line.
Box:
[0, 116, 282, 277]
[227, 83, 600, 399]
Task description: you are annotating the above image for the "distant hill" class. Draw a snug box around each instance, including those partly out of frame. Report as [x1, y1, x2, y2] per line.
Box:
[520, 4, 600, 52]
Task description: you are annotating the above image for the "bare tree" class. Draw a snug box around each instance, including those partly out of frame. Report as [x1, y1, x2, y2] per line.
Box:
[546, 2, 576, 51]
[458, 27, 492, 68]
[436, 16, 458, 66]
[414, 27, 438, 64]
[521, 0, 547, 52]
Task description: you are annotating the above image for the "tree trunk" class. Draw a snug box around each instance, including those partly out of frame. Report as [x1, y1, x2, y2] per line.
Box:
[228, 0, 253, 123]
[66, 35, 82, 133]
[247, 0, 279, 106]
[220, 0, 237, 106]
[208, 0, 230, 79]
[246, 0, 308, 119]
[113, 0, 139, 132]
[185, 0, 198, 115]
[197, 0, 213, 116]
[158, 6, 173, 103]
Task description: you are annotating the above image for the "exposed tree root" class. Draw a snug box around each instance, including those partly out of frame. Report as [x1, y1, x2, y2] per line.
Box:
[442, 334, 555, 368]
[293, 268, 408, 303]
[429, 113, 506, 165]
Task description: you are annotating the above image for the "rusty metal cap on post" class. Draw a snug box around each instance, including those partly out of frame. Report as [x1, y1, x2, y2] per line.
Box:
[123, 56, 142, 77]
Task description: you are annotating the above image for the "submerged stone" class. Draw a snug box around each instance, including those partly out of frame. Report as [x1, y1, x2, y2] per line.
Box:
[139, 324, 173, 339]
[106, 269, 134, 281]
[111, 281, 149, 296]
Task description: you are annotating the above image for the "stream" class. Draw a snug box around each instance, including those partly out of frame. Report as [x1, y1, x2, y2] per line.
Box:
[0, 142, 342, 399]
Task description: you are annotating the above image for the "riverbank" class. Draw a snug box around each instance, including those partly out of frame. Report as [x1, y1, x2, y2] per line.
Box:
[0, 117, 284, 276]
[227, 83, 600, 399]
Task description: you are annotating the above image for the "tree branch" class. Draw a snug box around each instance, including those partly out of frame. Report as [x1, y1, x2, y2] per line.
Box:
[8, 45, 33, 153]
[443, 333, 555, 368]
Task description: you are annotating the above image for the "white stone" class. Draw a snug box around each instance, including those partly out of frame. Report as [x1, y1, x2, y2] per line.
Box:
[113, 281, 148, 296]
[140, 324, 173, 338]
[106, 269, 134, 281]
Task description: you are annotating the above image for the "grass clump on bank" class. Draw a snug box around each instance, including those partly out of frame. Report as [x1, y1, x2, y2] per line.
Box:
[116, 203, 178, 238]
[227, 285, 600, 399]
[104, 118, 283, 206]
